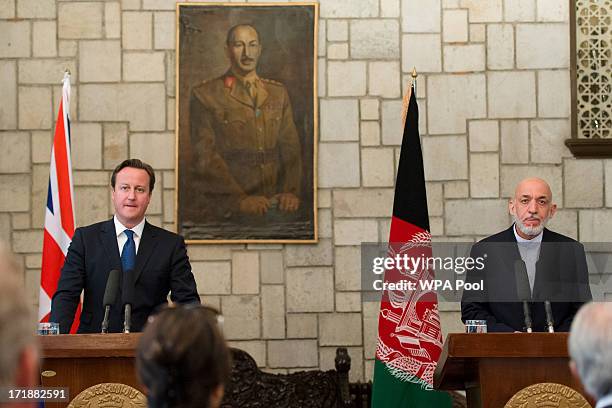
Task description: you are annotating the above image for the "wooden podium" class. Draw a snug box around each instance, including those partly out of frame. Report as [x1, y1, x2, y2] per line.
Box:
[38, 334, 356, 408]
[39, 333, 143, 408]
[434, 333, 594, 408]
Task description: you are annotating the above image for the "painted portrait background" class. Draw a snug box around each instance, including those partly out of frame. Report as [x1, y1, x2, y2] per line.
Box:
[176, 3, 317, 242]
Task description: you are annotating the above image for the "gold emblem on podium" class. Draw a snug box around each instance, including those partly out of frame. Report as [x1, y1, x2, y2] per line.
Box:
[505, 382, 592, 408]
[67, 383, 146, 408]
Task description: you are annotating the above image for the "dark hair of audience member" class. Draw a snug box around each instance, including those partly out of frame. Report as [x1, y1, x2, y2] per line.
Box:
[136, 306, 231, 408]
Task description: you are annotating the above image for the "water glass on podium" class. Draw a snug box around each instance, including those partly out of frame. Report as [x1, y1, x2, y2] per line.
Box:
[465, 319, 487, 333]
[37, 322, 60, 335]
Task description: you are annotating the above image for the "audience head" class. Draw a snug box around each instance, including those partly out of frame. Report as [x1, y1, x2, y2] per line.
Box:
[136, 305, 231, 408]
[568, 302, 612, 400]
[0, 242, 38, 405]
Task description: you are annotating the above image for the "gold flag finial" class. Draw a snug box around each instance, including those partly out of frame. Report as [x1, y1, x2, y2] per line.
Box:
[64, 68, 71, 75]
[411, 67, 418, 78]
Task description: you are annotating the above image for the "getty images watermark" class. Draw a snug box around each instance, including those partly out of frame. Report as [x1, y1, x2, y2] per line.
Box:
[360, 241, 612, 303]
[371, 251, 486, 292]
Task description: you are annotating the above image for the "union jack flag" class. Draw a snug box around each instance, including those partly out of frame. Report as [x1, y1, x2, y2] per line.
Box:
[39, 71, 80, 333]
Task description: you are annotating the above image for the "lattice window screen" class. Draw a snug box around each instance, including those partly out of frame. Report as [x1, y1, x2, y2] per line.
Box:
[575, 0, 611, 139]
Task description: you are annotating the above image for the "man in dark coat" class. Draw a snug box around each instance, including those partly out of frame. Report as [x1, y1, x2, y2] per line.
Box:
[51, 159, 200, 333]
[461, 177, 591, 332]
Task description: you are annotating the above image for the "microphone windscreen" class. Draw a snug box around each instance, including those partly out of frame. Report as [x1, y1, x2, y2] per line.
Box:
[514, 260, 531, 301]
[103, 269, 120, 307]
[122, 269, 135, 306]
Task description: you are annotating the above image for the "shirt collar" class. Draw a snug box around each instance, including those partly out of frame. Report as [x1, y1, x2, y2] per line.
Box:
[230, 68, 259, 85]
[596, 393, 612, 408]
[513, 223, 543, 243]
[113, 215, 146, 238]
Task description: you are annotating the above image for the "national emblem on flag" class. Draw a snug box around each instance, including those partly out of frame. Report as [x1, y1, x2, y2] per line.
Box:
[371, 77, 452, 407]
[39, 71, 80, 333]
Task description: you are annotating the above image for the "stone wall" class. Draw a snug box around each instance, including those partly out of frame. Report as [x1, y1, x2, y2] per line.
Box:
[1, 0, 610, 381]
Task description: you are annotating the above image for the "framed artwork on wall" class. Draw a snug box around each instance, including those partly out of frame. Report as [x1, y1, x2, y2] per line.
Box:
[176, 2, 318, 243]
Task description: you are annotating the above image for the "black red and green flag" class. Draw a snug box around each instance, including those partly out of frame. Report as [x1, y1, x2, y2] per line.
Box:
[370, 83, 452, 407]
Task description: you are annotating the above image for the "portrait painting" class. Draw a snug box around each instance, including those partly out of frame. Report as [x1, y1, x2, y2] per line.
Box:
[176, 3, 318, 243]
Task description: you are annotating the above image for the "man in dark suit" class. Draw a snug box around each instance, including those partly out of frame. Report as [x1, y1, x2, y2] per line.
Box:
[461, 177, 591, 332]
[51, 159, 200, 333]
[569, 302, 612, 408]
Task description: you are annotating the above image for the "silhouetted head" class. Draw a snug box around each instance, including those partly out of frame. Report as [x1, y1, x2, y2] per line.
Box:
[136, 305, 231, 408]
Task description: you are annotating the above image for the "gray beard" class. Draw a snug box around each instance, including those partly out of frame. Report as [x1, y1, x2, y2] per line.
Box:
[512, 214, 548, 237]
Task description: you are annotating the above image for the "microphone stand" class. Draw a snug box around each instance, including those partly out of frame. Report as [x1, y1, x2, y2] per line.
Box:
[122, 269, 134, 334]
[101, 269, 119, 334]
[101, 305, 111, 333]
[523, 301, 533, 333]
[123, 304, 132, 333]
[545, 300, 554, 333]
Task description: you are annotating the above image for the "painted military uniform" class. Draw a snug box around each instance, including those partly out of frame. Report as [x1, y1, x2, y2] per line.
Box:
[190, 71, 302, 220]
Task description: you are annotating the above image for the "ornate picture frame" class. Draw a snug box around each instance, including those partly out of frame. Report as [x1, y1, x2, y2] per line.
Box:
[175, 2, 318, 243]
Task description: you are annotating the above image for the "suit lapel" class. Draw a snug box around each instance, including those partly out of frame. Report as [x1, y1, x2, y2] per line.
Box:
[100, 219, 122, 271]
[133, 221, 158, 283]
[495, 226, 526, 301]
[500, 226, 523, 273]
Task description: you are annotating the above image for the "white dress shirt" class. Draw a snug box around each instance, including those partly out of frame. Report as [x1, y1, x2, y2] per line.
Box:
[596, 393, 612, 408]
[113, 215, 146, 256]
[513, 224, 543, 293]
[595, 394, 612, 408]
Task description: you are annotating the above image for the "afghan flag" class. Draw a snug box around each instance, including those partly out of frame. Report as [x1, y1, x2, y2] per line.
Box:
[370, 83, 452, 407]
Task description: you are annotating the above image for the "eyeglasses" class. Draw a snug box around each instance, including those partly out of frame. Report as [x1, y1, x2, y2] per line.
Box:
[147, 303, 225, 328]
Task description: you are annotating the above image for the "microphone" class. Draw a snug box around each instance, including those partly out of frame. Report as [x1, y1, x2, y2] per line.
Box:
[101, 269, 120, 333]
[544, 301, 554, 333]
[122, 269, 135, 333]
[515, 260, 533, 333]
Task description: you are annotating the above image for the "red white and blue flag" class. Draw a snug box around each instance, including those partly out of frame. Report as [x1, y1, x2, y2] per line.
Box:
[39, 71, 80, 333]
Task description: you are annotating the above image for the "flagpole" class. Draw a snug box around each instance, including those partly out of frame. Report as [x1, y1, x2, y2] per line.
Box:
[62, 69, 71, 115]
[411, 66, 418, 97]
[62, 69, 74, 229]
[401, 67, 418, 128]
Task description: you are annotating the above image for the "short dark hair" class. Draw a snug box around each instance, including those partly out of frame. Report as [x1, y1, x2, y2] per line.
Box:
[226, 24, 259, 46]
[136, 306, 231, 408]
[110, 159, 156, 192]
